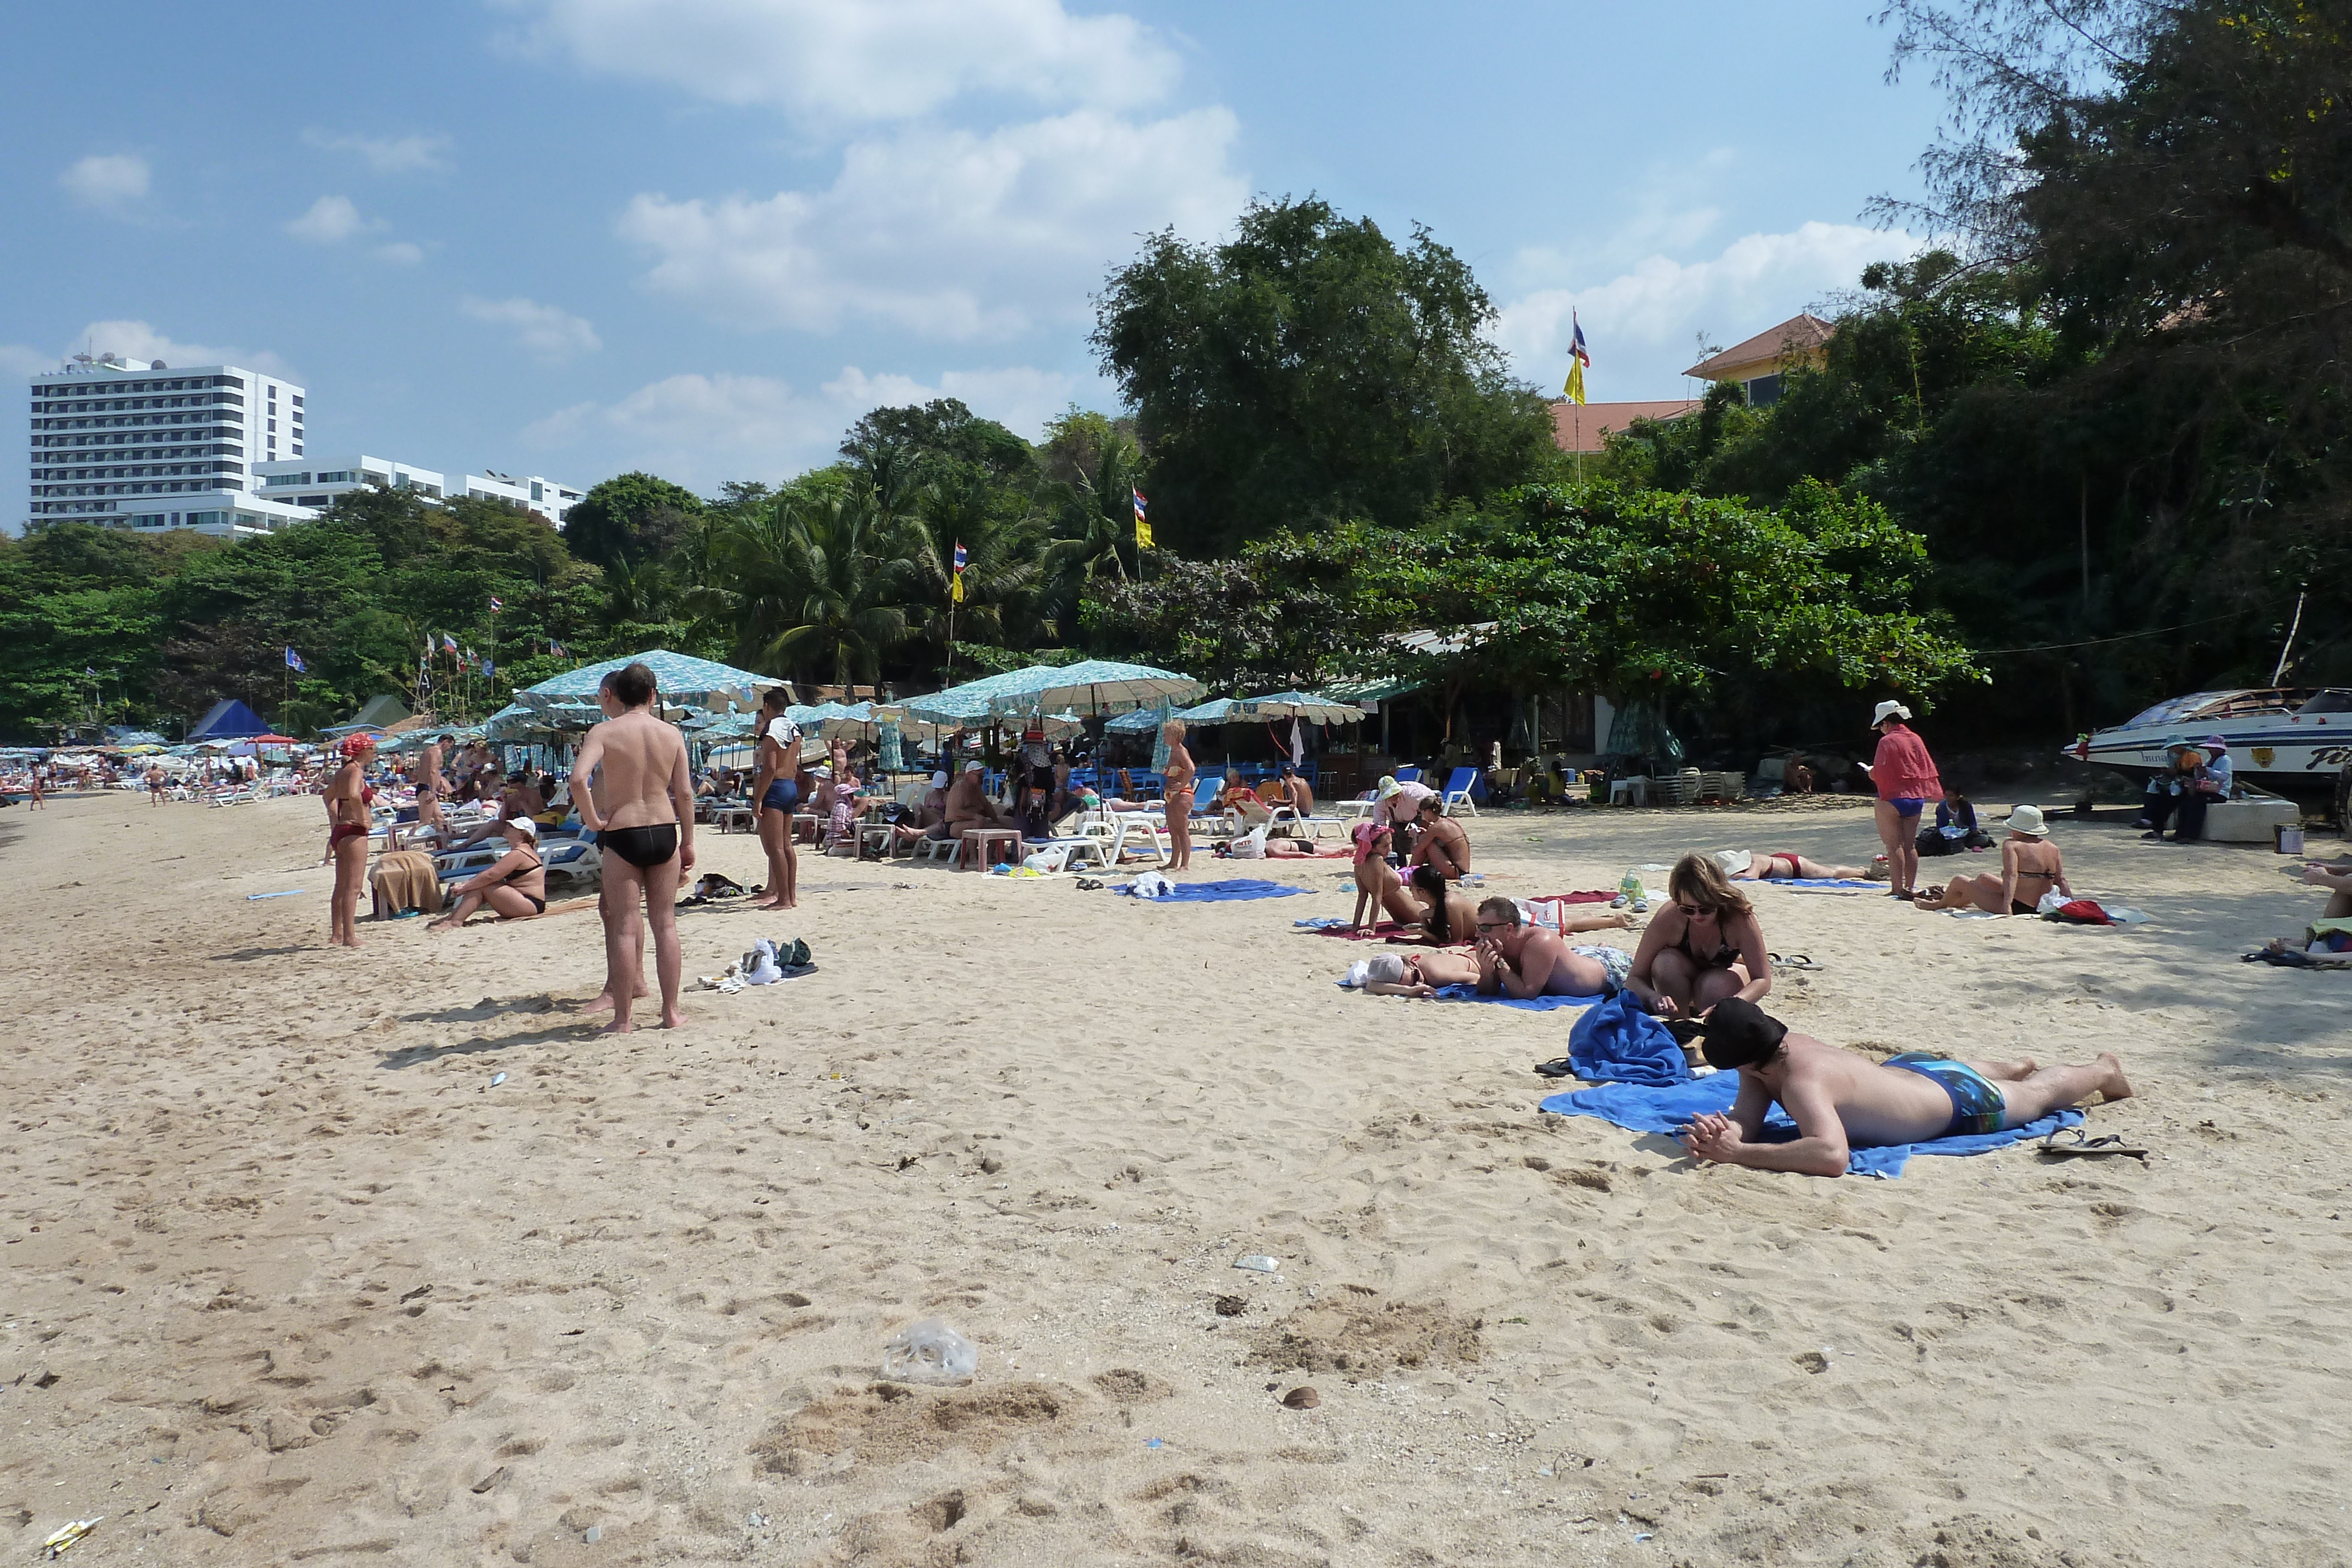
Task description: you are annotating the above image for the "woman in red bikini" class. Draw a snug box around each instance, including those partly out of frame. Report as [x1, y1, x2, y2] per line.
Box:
[324, 734, 376, 948]
[1727, 848, 1882, 882]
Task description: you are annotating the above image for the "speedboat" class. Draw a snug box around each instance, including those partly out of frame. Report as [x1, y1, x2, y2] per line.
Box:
[2065, 687, 2352, 797]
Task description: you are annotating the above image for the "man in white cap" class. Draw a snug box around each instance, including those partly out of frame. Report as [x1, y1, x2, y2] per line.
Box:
[429, 817, 549, 928]
[891, 770, 953, 851]
[1913, 804, 2074, 914]
[944, 760, 1011, 842]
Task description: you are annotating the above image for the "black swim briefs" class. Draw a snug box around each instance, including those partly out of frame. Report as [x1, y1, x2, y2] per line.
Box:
[598, 824, 680, 869]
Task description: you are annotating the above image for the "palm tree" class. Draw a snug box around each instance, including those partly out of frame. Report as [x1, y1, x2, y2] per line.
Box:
[1040, 428, 1143, 636]
[893, 471, 1053, 669]
[598, 556, 673, 628]
[697, 490, 909, 686]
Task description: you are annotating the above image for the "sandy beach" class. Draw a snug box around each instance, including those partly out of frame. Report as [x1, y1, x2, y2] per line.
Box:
[4, 791, 2350, 1566]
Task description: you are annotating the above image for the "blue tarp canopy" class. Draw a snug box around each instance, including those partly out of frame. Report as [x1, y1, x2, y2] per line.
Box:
[189, 698, 269, 741]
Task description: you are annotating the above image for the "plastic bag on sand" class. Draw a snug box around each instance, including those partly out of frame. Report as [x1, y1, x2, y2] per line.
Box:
[1230, 823, 1269, 860]
[883, 1318, 977, 1385]
[1127, 871, 1174, 900]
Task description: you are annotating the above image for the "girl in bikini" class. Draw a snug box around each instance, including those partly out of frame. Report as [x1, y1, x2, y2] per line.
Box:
[323, 734, 376, 948]
[1728, 848, 1881, 881]
[1350, 822, 1426, 930]
[1626, 852, 1772, 1018]
[1913, 804, 2073, 912]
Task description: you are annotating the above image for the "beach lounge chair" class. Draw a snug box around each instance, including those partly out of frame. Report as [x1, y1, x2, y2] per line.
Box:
[1267, 804, 1349, 841]
[1439, 766, 1479, 817]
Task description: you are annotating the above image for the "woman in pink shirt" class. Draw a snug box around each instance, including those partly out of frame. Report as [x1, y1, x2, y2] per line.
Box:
[1866, 700, 1942, 901]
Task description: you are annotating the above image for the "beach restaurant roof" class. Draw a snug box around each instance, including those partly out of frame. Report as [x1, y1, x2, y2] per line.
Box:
[188, 698, 269, 741]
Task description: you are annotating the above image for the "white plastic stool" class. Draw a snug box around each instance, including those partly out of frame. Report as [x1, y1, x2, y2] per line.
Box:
[1609, 777, 1649, 807]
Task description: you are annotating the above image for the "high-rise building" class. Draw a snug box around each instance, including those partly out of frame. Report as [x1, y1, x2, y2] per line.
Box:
[26, 354, 316, 536]
[459, 470, 583, 527]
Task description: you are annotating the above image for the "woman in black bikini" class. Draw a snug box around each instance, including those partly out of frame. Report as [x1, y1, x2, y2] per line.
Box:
[323, 734, 376, 948]
[429, 817, 550, 929]
[1913, 804, 2072, 912]
[1626, 852, 1772, 1018]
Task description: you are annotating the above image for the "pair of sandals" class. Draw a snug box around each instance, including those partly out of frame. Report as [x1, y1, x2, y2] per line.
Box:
[1074, 877, 1105, 891]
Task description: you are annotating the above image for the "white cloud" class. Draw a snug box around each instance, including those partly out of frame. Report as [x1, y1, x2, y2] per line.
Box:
[0, 342, 54, 379]
[522, 362, 1085, 487]
[59, 153, 151, 213]
[462, 295, 603, 359]
[51, 320, 297, 379]
[375, 240, 426, 266]
[500, 0, 1177, 128]
[1495, 222, 1918, 397]
[285, 195, 380, 244]
[620, 106, 1242, 340]
[303, 129, 453, 174]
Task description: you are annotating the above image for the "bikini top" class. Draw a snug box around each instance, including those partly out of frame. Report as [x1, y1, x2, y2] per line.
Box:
[1677, 912, 1737, 968]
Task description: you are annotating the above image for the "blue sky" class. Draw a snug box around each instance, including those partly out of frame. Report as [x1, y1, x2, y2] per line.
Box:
[2, 1, 1942, 524]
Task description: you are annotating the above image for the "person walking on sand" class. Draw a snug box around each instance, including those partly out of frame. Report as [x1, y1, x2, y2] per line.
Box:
[1678, 999, 2132, 1176]
[1863, 700, 1940, 901]
[323, 734, 376, 948]
[1162, 720, 1197, 872]
[570, 663, 695, 1032]
[416, 733, 453, 839]
[145, 761, 167, 805]
[751, 686, 802, 911]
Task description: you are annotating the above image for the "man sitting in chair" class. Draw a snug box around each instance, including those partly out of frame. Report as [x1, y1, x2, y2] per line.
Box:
[1265, 763, 1314, 820]
[1214, 770, 1274, 831]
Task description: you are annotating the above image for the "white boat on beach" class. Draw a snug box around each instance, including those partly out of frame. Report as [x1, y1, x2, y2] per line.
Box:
[2065, 687, 2352, 797]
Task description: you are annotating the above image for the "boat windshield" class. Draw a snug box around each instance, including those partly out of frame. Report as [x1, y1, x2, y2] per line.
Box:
[2296, 690, 2352, 716]
[2119, 691, 2240, 728]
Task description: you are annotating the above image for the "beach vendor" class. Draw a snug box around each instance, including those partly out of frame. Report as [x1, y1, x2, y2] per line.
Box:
[429, 817, 549, 929]
[1913, 805, 2073, 913]
[1472, 897, 1629, 999]
[1863, 700, 1940, 900]
[1626, 853, 1769, 1019]
[1678, 999, 2132, 1177]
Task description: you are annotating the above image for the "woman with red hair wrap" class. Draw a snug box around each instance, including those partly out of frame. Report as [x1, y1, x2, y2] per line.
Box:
[324, 734, 377, 947]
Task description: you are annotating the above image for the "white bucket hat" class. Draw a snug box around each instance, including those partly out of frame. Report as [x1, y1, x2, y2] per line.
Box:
[2005, 804, 2049, 838]
[1714, 849, 1754, 875]
[1871, 700, 1913, 727]
[505, 815, 539, 839]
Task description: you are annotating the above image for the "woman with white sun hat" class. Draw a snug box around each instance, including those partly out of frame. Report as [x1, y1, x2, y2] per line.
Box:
[1913, 803, 2076, 914]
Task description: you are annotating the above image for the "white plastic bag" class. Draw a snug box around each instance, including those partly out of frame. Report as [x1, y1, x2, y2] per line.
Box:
[1230, 823, 1269, 860]
[2036, 890, 2069, 915]
[882, 1318, 977, 1385]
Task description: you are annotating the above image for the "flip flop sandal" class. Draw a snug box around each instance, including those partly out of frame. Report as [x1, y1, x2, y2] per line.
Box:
[1074, 878, 1105, 891]
[1533, 1057, 1576, 1078]
[1770, 952, 1824, 971]
[2039, 1128, 2149, 1159]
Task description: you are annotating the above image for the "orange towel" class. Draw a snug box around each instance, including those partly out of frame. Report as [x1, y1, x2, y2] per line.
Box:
[370, 850, 444, 917]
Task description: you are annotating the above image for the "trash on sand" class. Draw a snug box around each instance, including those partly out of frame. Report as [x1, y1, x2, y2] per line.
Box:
[489, 1072, 506, 1088]
[881, 1318, 978, 1385]
[1232, 1254, 1280, 1273]
[1144, 1437, 1165, 1449]
[41, 1519, 99, 1558]
[246, 891, 305, 901]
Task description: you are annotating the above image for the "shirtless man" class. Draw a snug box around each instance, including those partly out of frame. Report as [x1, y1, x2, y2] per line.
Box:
[1408, 797, 1472, 880]
[569, 663, 694, 1032]
[1472, 897, 1629, 998]
[1266, 763, 1315, 820]
[416, 734, 452, 838]
[943, 761, 1011, 857]
[145, 761, 168, 804]
[1912, 804, 2072, 913]
[1679, 998, 2131, 1177]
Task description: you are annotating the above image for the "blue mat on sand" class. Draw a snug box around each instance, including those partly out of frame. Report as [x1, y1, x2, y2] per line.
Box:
[1539, 1074, 2084, 1179]
[1773, 878, 1882, 889]
[1332, 981, 1604, 1011]
[1116, 878, 1309, 902]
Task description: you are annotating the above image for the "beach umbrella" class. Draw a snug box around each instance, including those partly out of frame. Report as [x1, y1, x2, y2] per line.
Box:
[516, 648, 789, 717]
[1234, 690, 1366, 725]
[906, 660, 1201, 723]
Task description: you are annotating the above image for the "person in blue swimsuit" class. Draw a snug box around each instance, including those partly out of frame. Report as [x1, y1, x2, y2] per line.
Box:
[753, 686, 801, 911]
[1678, 999, 2133, 1176]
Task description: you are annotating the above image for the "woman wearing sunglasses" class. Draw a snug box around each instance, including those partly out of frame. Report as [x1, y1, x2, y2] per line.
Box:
[1625, 853, 1772, 1019]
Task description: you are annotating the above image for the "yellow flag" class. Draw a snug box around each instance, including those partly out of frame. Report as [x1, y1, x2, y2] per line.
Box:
[1134, 517, 1154, 549]
[1563, 360, 1586, 407]
[951, 571, 965, 603]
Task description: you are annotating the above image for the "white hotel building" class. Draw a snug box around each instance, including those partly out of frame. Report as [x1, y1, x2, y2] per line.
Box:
[25, 353, 583, 537]
[26, 356, 315, 536]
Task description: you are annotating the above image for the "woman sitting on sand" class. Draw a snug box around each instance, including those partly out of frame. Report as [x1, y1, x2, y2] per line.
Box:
[1913, 805, 2072, 913]
[430, 818, 549, 928]
[1351, 823, 1426, 930]
[1405, 864, 1484, 947]
[1625, 853, 1770, 1019]
[1723, 848, 1883, 882]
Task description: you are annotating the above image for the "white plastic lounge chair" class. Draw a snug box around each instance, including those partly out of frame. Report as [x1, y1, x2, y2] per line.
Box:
[1439, 766, 1479, 817]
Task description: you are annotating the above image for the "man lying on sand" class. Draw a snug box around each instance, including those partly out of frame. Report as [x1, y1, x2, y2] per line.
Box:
[1678, 998, 2131, 1177]
[1473, 897, 1630, 998]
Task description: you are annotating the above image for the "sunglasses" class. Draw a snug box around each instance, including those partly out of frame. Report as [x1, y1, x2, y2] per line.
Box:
[1676, 903, 1709, 917]
[1475, 920, 1514, 931]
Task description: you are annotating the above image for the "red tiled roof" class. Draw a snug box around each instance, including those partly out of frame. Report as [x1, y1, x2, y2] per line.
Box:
[1549, 399, 1700, 454]
[1683, 312, 1835, 380]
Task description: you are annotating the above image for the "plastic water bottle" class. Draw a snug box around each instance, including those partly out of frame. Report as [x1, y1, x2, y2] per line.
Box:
[882, 1318, 977, 1385]
[1619, 870, 1644, 906]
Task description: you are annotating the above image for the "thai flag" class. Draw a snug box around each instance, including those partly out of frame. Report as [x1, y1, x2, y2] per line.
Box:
[1571, 312, 1592, 369]
[952, 542, 967, 574]
[1132, 487, 1148, 524]
[488, 596, 503, 612]
[283, 646, 306, 672]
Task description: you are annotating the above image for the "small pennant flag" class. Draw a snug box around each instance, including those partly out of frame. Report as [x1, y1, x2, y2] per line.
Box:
[1132, 487, 1152, 549]
[550, 639, 567, 657]
[283, 646, 307, 672]
[950, 540, 967, 603]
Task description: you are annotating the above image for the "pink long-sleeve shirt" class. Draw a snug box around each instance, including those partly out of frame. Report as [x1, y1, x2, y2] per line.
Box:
[1871, 724, 1942, 801]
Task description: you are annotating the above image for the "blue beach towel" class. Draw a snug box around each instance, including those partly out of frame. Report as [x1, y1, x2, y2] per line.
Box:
[1566, 991, 1689, 1086]
[1292, 915, 1354, 929]
[1773, 878, 1880, 889]
[1115, 878, 1309, 902]
[1331, 980, 1604, 1011]
[1538, 1074, 2084, 1179]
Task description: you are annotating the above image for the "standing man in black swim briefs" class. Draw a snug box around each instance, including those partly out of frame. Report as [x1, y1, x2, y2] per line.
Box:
[571, 662, 696, 1032]
[1677, 999, 2132, 1177]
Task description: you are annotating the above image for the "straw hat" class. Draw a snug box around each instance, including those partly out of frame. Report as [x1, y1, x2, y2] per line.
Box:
[2005, 804, 2049, 838]
[1870, 700, 1912, 727]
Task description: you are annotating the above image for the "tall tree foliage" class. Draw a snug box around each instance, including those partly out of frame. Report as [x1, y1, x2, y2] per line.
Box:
[1093, 196, 1558, 555]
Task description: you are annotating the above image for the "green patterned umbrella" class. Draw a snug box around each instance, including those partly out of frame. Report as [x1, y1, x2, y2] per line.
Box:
[516, 649, 788, 716]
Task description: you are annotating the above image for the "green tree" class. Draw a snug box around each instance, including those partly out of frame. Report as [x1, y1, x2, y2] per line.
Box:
[560, 472, 707, 570]
[699, 490, 909, 686]
[1094, 195, 1558, 555]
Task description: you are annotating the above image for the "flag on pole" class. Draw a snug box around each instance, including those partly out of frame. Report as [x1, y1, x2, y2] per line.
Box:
[441, 632, 460, 654]
[951, 541, 967, 603]
[481, 657, 495, 679]
[487, 596, 503, 613]
[283, 647, 307, 672]
[550, 639, 567, 657]
[1562, 312, 1590, 406]
[1132, 487, 1153, 549]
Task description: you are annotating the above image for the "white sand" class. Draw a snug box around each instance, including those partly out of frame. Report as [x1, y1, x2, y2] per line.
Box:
[4, 790, 2349, 1565]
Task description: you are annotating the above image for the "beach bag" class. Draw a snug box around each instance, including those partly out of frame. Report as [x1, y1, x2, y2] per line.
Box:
[1229, 823, 1270, 860]
[2043, 898, 2113, 926]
